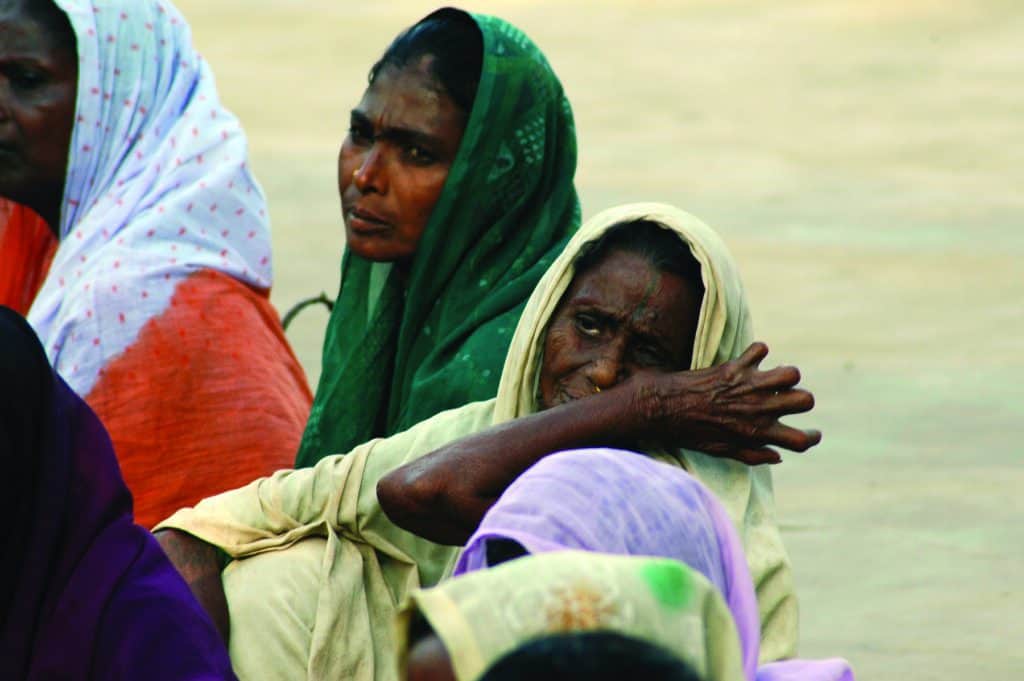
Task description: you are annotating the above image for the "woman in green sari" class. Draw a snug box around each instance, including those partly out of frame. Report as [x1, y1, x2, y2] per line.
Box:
[297, 8, 580, 466]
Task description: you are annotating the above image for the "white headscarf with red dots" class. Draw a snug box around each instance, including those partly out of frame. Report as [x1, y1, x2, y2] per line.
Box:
[28, 0, 273, 397]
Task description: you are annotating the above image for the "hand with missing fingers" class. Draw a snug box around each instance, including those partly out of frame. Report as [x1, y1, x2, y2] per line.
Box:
[632, 342, 821, 465]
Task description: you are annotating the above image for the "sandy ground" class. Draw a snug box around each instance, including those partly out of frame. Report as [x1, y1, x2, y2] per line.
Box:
[176, 1, 1023, 677]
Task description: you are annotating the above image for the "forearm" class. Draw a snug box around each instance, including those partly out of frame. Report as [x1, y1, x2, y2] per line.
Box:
[155, 529, 230, 644]
[379, 387, 642, 544]
[379, 343, 823, 543]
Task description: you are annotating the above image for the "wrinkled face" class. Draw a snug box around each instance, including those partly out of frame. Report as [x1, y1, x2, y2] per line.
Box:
[538, 249, 703, 410]
[0, 1, 77, 224]
[406, 632, 457, 681]
[338, 57, 465, 266]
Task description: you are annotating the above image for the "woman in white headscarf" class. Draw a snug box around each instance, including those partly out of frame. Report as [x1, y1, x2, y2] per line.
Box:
[0, 0, 312, 527]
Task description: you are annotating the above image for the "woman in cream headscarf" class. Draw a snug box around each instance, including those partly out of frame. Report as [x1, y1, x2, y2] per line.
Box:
[157, 203, 819, 678]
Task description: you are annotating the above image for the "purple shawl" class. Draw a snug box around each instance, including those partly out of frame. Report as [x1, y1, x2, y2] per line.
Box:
[0, 307, 235, 679]
[456, 448, 853, 681]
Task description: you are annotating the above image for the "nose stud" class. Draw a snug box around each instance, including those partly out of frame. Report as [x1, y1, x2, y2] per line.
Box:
[593, 385, 601, 394]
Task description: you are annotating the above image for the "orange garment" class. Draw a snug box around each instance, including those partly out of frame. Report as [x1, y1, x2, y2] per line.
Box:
[86, 269, 313, 528]
[0, 202, 58, 315]
[2, 200, 311, 527]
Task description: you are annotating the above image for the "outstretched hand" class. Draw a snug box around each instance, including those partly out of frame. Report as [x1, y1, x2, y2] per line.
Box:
[636, 342, 821, 465]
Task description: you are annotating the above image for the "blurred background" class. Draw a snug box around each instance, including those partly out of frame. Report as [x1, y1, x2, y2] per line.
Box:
[176, 1, 1024, 677]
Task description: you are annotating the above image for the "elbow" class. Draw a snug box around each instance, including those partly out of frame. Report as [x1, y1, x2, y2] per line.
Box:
[377, 462, 440, 532]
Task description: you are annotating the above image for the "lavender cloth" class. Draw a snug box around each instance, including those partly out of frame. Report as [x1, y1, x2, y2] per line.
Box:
[758, 659, 855, 681]
[456, 448, 853, 681]
[0, 306, 235, 679]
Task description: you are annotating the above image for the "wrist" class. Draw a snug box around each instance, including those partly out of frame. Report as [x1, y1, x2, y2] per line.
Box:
[595, 375, 661, 443]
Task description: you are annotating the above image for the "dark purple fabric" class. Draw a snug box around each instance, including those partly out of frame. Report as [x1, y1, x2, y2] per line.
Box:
[0, 306, 235, 679]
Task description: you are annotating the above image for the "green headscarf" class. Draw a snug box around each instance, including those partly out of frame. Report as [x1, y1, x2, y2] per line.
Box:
[296, 9, 580, 466]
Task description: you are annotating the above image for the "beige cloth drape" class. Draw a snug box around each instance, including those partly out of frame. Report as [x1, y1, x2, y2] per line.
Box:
[156, 202, 797, 679]
[398, 551, 746, 681]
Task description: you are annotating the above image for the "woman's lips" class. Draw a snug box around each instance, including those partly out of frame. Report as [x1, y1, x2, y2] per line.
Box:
[347, 207, 391, 234]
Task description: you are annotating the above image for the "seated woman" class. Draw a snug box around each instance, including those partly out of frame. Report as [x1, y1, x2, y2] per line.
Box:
[296, 8, 580, 465]
[451, 448, 856, 681]
[0, 307, 235, 679]
[0, 0, 312, 527]
[399, 552, 744, 681]
[156, 202, 819, 679]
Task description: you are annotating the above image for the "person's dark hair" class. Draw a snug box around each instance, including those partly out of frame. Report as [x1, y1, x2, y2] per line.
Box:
[480, 631, 704, 681]
[575, 220, 705, 295]
[22, 0, 77, 56]
[485, 538, 528, 567]
[368, 8, 483, 116]
[407, 610, 434, 648]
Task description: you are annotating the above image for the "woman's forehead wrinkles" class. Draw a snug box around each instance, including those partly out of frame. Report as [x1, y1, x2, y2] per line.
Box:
[630, 269, 664, 323]
[360, 83, 449, 136]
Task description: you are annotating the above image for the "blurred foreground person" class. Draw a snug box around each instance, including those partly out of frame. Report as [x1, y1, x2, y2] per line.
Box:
[0, 307, 235, 680]
[156, 203, 820, 679]
[0, 0, 312, 527]
[296, 7, 579, 466]
[451, 448, 856, 681]
[477, 632, 704, 681]
[400, 553, 740, 681]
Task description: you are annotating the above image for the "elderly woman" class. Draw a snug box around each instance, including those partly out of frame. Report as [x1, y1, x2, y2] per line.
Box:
[156, 203, 819, 679]
[295, 8, 579, 466]
[0, 0, 312, 527]
[0, 307, 235, 679]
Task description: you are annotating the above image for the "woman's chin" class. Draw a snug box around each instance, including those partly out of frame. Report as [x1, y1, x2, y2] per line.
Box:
[345, 230, 394, 262]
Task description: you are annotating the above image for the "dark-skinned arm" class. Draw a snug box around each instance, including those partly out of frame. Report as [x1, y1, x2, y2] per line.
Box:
[155, 528, 230, 645]
[378, 342, 820, 545]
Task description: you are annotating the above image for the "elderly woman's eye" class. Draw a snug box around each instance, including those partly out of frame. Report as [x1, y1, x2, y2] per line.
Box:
[634, 344, 670, 368]
[574, 314, 601, 337]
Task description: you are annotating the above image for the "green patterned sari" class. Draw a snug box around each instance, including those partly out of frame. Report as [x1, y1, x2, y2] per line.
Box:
[297, 10, 580, 467]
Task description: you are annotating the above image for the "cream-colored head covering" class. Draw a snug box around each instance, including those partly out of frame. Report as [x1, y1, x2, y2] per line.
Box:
[493, 202, 752, 421]
[399, 551, 746, 681]
[488, 203, 797, 662]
